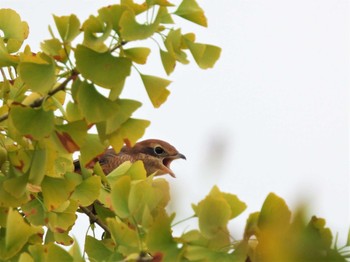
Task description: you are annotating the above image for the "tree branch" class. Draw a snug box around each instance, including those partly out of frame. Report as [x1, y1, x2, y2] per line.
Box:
[79, 205, 110, 235]
[0, 69, 79, 123]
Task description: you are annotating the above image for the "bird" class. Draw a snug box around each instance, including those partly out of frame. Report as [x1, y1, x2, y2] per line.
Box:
[75, 139, 186, 177]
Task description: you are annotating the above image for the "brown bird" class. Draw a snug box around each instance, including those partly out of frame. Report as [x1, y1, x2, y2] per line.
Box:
[75, 139, 186, 177]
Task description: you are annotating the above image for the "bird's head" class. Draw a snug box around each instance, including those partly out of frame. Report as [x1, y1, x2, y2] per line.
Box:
[126, 139, 186, 177]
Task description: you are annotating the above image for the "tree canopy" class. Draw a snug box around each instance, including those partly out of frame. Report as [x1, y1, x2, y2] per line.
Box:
[0, 1, 348, 261]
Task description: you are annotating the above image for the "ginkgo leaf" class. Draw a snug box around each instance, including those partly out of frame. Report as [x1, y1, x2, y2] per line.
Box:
[106, 217, 139, 255]
[119, 8, 164, 41]
[75, 44, 132, 91]
[140, 74, 171, 108]
[71, 176, 101, 206]
[185, 40, 221, 69]
[53, 14, 81, 42]
[79, 134, 107, 167]
[111, 175, 131, 218]
[108, 118, 150, 152]
[28, 148, 47, 185]
[160, 49, 176, 75]
[5, 209, 43, 260]
[123, 47, 151, 64]
[9, 106, 55, 140]
[19, 53, 56, 94]
[0, 9, 29, 53]
[174, 0, 207, 27]
[105, 99, 141, 135]
[258, 193, 291, 231]
[75, 81, 120, 124]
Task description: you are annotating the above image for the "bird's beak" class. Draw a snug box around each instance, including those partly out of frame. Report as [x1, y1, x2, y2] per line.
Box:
[163, 152, 186, 178]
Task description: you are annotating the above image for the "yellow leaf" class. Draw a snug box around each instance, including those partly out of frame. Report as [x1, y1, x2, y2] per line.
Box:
[140, 74, 171, 108]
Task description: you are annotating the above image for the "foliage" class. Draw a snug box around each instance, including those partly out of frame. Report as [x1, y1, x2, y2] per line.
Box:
[0, 1, 348, 262]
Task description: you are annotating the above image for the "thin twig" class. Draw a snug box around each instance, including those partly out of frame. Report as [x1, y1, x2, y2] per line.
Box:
[0, 69, 79, 123]
[79, 205, 110, 235]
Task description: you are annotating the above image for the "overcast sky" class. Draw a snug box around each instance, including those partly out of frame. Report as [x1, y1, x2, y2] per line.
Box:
[3, 0, 349, 246]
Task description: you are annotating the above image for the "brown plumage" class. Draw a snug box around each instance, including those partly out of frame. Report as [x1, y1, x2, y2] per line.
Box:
[75, 139, 186, 177]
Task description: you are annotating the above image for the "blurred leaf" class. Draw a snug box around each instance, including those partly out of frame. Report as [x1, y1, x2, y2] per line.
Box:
[97, 5, 129, 33]
[186, 40, 221, 69]
[19, 53, 56, 94]
[75, 44, 132, 91]
[53, 14, 81, 42]
[76, 81, 120, 123]
[140, 74, 171, 108]
[9, 105, 54, 140]
[258, 192, 291, 231]
[0, 9, 29, 53]
[244, 212, 260, 239]
[174, 0, 207, 27]
[123, 47, 151, 64]
[194, 186, 233, 238]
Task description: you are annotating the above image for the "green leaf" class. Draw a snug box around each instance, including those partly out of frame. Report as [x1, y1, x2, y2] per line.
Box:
[79, 134, 107, 167]
[47, 200, 78, 233]
[258, 192, 291, 231]
[160, 49, 176, 75]
[174, 0, 207, 27]
[106, 217, 139, 255]
[109, 118, 150, 152]
[55, 120, 88, 153]
[22, 199, 46, 226]
[119, 8, 162, 41]
[28, 148, 47, 185]
[123, 47, 151, 64]
[71, 176, 101, 206]
[164, 29, 189, 65]
[85, 236, 117, 261]
[105, 99, 141, 135]
[140, 74, 171, 108]
[75, 45, 132, 90]
[53, 14, 81, 42]
[243, 212, 260, 239]
[40, 38, 68, 62]
[186, 40, 221, 69]
[195, 186, 232, 238]
[41, 176, 77, 211]
[111, 175, 131, 218]
[9, 106, 54, 140]
[0, 177, 29, 207]
[146, 212, 181, 260]
[0, 9, 29, 53]
[5, 209, 43, 260]
[76, 81, 120, 123]
[19, 53, 56, 94]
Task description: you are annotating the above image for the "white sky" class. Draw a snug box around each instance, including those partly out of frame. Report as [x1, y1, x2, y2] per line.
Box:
[3, 0, 349, 246]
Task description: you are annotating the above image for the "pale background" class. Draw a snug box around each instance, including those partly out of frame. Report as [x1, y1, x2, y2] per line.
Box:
[3, 0, 349, 246]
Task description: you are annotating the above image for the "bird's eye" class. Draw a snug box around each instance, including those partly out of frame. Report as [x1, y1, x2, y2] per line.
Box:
[154, 146, 165, 155]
